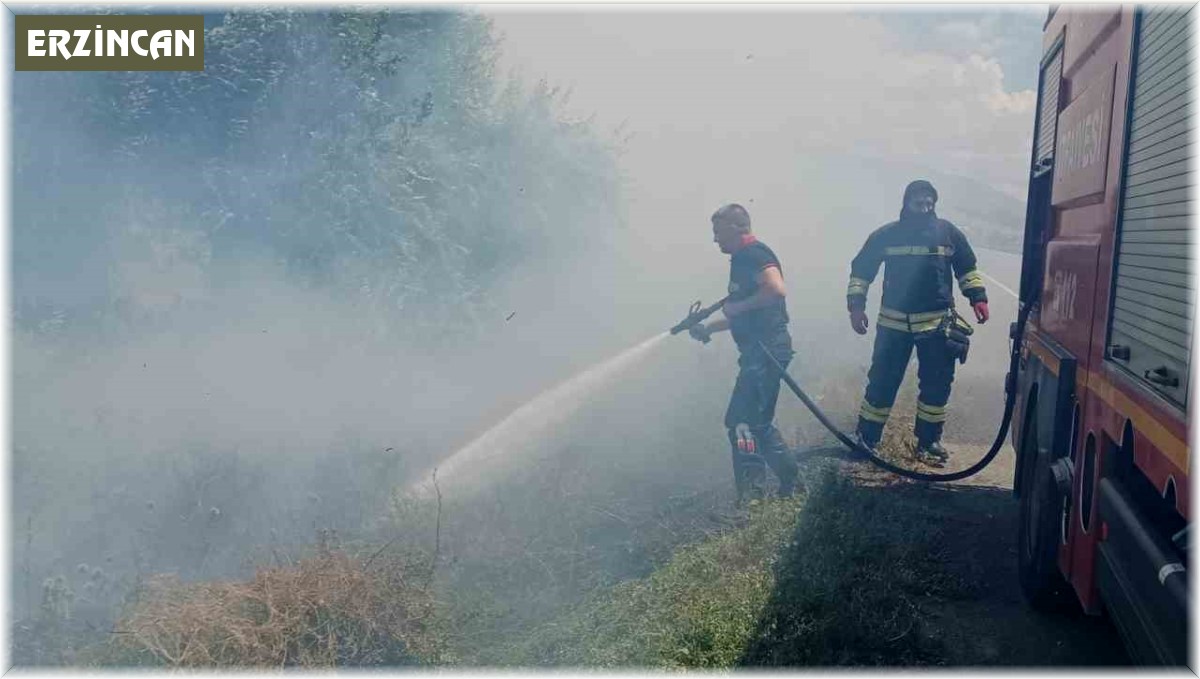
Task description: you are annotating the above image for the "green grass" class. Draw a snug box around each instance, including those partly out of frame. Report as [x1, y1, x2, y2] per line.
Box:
[498, 495, 799, 668]
[740, 472, 972, 666]
[491, 466, 976, 668]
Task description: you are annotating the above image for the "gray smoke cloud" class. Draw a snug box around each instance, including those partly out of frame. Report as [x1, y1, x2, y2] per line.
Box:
[9, 6, 1039, 663]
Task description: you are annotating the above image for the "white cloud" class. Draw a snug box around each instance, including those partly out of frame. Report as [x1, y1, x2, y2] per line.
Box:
[937, 19, 987, 43]
[934, 19, 1000, 56]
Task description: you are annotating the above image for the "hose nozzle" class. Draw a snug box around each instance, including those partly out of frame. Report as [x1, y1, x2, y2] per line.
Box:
[670, 297, 727, 336]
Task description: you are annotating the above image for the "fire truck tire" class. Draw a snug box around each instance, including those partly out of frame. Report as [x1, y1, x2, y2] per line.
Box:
[1017, 417, 1078, 613]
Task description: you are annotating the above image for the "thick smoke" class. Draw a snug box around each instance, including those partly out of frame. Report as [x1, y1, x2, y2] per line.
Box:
[10, 8, 635, 638]
[10, 6, 1038, 665]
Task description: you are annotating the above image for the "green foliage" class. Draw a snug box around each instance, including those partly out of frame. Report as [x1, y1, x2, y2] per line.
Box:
[14, 8, 623, 342]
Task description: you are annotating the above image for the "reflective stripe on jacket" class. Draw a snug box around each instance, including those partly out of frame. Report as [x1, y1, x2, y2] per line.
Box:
[846, 215, 988, 314]
[876, 306, 949, 334]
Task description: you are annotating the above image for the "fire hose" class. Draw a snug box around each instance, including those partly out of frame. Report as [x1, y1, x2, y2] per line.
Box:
[671, 298, 1029, 483]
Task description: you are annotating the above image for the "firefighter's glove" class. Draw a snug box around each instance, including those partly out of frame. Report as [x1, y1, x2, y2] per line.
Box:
[973, 301, 990, 324]
[943, 312, 975, 365]
[946, 333, 970, 365]
[850, 309, 869, 335]
[734, 423, 757, 454]
[688, 323, 712, 344]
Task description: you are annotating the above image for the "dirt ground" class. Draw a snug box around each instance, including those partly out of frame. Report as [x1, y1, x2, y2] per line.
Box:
[911, 482, 1131, 667]
[793, 427, 1132, 667]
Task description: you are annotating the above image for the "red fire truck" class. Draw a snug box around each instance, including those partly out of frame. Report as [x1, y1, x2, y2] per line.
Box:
[1012, 4, 1192, 665]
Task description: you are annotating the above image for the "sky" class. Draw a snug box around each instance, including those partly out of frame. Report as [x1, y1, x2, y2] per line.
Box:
[484, 5, 1048, 201]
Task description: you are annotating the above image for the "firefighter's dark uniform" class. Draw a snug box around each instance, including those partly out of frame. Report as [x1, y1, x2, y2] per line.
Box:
[846, 181, 988, 451]
[725, 237, 799, 500]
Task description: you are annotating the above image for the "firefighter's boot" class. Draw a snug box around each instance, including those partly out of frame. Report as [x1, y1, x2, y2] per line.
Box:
[914, 412, 949, 466]
[754, 424, 800, 497]
[915, 439, 949, 466]
[917, 445, 949, 467]
[853, 424, 881, 460]
[854, 434, 883, 460]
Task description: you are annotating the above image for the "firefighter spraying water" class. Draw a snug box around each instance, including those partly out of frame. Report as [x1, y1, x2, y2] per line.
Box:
[671, 184, 1020, 486]
[682, 203, 799, 503]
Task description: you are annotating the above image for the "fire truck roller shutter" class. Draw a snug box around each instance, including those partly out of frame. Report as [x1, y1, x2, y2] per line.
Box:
[1035, 46, 1064, 173]
[1109, 4, 1195, 410]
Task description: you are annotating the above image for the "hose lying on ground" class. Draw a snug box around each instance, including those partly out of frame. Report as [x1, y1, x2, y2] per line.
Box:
[757, 305, 1028, 483]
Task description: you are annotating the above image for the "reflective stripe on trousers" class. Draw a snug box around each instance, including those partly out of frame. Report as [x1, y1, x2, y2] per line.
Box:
[855, 324, 956, 447]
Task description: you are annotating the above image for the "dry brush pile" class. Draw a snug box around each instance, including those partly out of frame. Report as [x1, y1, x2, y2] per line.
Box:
[107, 543, 445, 668]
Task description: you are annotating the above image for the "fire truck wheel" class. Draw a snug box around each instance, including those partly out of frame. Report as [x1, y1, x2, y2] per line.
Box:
[1016, 417, 1078, 613]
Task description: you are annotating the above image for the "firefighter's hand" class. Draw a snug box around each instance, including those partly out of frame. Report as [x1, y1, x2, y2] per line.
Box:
[734, 423, 757, 454]
[850, 309, 869, 335]
[973, 301, 990, 324]
[688, 323, 712, 343]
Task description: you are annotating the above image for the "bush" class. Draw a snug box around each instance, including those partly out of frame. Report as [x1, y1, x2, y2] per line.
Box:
[105, 544, 445, 668]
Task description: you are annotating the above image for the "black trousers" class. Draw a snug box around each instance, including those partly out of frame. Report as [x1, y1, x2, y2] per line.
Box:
[855, 326, 956, 448]
[724, 345, 799, 499]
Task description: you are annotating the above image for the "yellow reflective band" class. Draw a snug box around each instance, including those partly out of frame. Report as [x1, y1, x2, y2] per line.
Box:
[911, 318, 942, 333]
[877, 317, 941, 333]
[863, 402, 892, 415]
[958, 270, 986, 291]
[876, 315, 910, 332]
[884, 245, 954, 257]
[877, 307, 949, 333]
[910, 309, 948, 323]
[917, 401, 949, 423]
[880, 307, 945, 323]
[859, 401, 892, 423]
[847, 277, 871, 296]
[917, 401, 947, 414]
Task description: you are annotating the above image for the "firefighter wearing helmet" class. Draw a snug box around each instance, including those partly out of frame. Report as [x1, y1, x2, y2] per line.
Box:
[846, 180, 990, 466]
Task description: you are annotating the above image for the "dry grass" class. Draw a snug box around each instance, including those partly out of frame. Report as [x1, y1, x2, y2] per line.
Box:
[106, 544, 444, 668]
[797, 362, 928, 465]
[877, 396, 921, 463]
